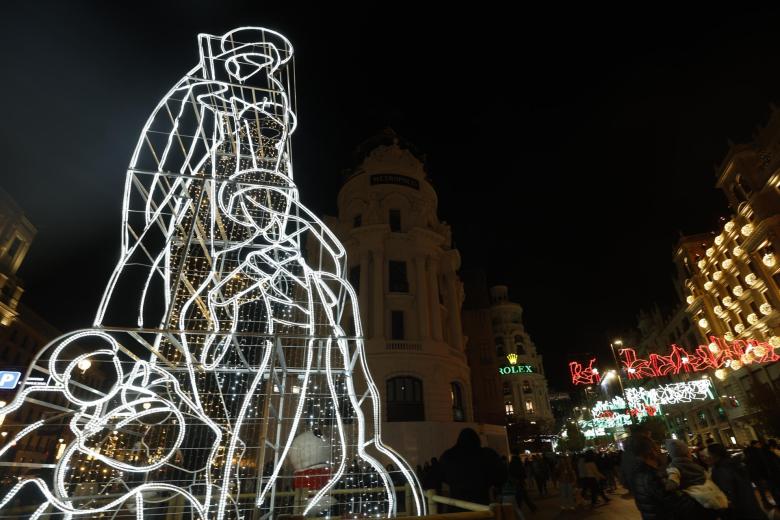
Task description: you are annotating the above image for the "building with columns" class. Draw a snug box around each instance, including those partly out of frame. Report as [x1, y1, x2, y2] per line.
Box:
[488, 286, 554, 439]
[323, 130, 506, 463]
[673, 107, 780, 442]
[0, 188, 35, 326]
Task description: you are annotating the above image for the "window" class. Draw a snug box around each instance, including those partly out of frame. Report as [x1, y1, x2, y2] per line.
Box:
[525, 400, 535, 414]
[389, 209, 401, 232]
[451, 382, 465, 422]
[386, 376, 424, 421]
[391, 311, 405, 340]
[388, 261, 408, 292]
[5, 238, 21, 259]
[502, 382, 512, 396]
[522, 381, 532, 393]
[697, 410, 709, 427]
[353, 214, 362, 228]
[349, 266, 360, 293]
[495, 337, 505, 357]
[505, 402, 514, 415]
[514, 335, 525, 354]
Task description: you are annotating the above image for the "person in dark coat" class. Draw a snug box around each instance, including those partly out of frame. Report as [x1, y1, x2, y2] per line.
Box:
[744, 440, 773, 509]
[708, 443, 765, 520]
[631, 436, 702, 520]
[621, 423, 652, 494]
[508, 451, 537, 512]
[439, 428, 507, 505]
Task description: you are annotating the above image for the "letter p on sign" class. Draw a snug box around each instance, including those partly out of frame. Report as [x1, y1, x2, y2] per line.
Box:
[0, 371, 21, 390]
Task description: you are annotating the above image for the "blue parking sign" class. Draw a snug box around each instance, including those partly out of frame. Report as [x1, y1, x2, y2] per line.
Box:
[0, 371, 21, 389]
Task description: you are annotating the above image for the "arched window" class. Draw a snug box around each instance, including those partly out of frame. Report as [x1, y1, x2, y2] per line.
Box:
[495, 336, 505, 357]
[386, 376, 424, 422]
[514, 335, 525, 355]
[451, 382, 465, 422]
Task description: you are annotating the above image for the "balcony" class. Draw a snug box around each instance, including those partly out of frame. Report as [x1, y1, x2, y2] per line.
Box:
[386, 341, 422, 352]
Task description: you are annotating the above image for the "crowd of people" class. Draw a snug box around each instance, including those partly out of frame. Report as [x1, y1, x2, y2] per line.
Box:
[429, 426, 780, 520]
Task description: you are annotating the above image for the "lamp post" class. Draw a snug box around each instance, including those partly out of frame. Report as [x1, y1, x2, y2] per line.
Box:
[610, 339, 635, 425]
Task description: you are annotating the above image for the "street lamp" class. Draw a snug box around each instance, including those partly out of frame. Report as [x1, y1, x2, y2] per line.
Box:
[609, 339, 635, 425]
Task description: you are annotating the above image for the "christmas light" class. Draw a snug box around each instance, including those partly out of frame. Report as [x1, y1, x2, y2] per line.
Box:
[569, 359, 601, 386]
[0, 27, 423, 519]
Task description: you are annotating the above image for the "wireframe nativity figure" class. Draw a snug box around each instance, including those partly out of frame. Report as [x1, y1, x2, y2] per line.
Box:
[0, 27, 424, 519]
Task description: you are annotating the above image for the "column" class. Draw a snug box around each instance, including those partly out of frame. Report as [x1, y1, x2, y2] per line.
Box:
[445, 271, 463, 351]
[416, 256, 430, 339]
[359, 250, 370, 334]
[372, 250, 384, 339]
[428, 259, 443, 341]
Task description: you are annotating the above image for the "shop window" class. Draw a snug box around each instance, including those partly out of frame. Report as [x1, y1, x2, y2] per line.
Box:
[386, 376, 424, 421]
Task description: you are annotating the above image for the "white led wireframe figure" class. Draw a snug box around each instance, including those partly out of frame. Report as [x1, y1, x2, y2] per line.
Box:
[0, 27, 424, 519]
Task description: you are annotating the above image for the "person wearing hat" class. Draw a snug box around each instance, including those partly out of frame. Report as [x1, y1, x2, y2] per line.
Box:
[665, 439, 727, 514]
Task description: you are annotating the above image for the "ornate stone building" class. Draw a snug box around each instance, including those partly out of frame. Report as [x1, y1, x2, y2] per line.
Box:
[0, 188, 35, 326]
[675, 107, 780, 442]
[324, 130, 506, 463]
[488, 286, 554, 435]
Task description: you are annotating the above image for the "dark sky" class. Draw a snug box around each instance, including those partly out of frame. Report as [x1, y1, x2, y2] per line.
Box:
[2, 2, 780, 389]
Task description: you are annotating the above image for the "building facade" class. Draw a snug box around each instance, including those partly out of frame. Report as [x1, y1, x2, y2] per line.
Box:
[0, 188, 35, 326]
[488, 286, 554, 436]
[674, 108, 780, 442]
[636, 304, 743, 446]
[324, 131, 505, 463]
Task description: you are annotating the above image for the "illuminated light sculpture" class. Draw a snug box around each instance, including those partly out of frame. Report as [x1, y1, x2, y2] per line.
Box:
[618, 336, 779, 380]
[569, 358, 601, 386]
[0, 28, 424, 519]
[624, 380, 715, 408]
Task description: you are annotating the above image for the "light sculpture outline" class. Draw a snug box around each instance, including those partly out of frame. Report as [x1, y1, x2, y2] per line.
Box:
[0, 27, 424, 519]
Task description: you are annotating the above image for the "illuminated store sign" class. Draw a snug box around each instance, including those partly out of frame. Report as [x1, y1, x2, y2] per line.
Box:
[498, 364, 535, 375]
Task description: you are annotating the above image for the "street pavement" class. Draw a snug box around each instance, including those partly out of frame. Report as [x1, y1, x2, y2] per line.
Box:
[516, 484, 642, 520]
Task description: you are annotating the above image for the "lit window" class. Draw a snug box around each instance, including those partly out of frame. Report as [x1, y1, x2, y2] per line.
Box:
[505, 402, 514, 415]
[525, 400, 535, 413]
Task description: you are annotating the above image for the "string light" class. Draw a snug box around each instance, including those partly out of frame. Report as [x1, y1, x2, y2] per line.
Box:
[0, 27, 424, 519]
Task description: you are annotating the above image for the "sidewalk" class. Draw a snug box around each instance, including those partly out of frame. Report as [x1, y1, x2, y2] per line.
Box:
[516, 484, 641, 520]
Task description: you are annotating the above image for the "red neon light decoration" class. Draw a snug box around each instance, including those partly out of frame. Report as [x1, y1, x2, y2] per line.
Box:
[619, 336, 779, 380]
[569, 358, 601, 386]
[569, 336, 778, 385]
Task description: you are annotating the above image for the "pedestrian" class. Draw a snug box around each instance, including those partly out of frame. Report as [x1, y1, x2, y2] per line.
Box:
[508, 451, 537, 513]
[631, 436, 701, 520]
[664, 439, 728, 513]
[582, 450, 610, 507]
[621, 423, 652, 494]
[438, 428, 507, 505]
[744, 440, 774, 509]
[555, 455, 577, 511]
[532, 454, 550, 496]
[498, 457, 526, 520]
[708, 443, 766, 520]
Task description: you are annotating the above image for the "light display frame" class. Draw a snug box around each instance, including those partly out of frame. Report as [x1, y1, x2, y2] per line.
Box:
[0, 27, 424, 519]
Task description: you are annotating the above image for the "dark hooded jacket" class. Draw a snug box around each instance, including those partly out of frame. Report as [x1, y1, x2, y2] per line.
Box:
[711, 457, 765, 520]
[439, 428, 506, 505]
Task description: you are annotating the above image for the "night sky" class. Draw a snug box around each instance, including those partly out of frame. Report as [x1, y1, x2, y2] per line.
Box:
[3, 2, 780, 389]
